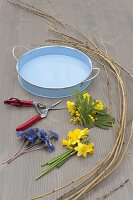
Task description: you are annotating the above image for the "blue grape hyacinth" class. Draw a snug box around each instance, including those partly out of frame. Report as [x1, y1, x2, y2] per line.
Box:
[2, 128, 60, 164]
[48, 130, 59, 139]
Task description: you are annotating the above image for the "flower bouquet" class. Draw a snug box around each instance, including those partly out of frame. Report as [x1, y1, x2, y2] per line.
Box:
[67, 91, 115, 129]
[36, 128, 94, 180]
[2, 128, 59, 164]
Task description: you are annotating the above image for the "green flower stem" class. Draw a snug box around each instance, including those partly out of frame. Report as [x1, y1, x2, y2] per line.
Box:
[35, 150, 75, 180]
[36, 159, 63, 180]
[42, 152, 73, 172]
[47, 149, 73, 165]
[41, 149, 73, 167]
[45, 150, 76, 170]
[57, 150, 76, 168]
[36, 161, 58, 180]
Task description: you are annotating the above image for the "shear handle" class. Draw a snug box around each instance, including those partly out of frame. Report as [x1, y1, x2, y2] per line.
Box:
[4, 98, 33, 107]
[16, 114, 42, 131]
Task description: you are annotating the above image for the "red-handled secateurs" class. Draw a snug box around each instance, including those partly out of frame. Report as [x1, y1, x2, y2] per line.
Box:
[4, 98, 62, 131]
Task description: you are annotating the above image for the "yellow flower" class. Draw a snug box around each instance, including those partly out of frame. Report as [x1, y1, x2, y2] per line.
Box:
[75, 111, 80, 117]
[68, 128, 89, 141]
[88, 114, 95, 122]
[62, 137, 79, 148]
[68, 129, 80, 145]
[80, 128, 89, 137]
[74, 142, 94, 157]
[62, 128, 90, 148]
[67, 101, 76, 116]
[62, 139, 73, 149]
[62, 139, 70, 146]
[62, 130, 80, 147]
[95, 100, 104, 110]
[92, 110, 96, 115]
[69, 117, 79, 124]
[83, 93, 90, 102]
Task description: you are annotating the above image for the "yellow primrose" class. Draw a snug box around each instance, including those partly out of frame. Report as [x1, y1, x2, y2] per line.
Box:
[73, 116, 80, 124]
[67, 101, 76, 116]
[69, 117, 79, 124]
[83, 93, 90, 102]
[92, 110, 96, 115]
[95, 100, 104, 110]
[91, 101, 95, 105]
[88, 114, 95, 122]
[74, 142, 94, 157]
[75, 111, 80, 117]
[69, 118, 73, 123]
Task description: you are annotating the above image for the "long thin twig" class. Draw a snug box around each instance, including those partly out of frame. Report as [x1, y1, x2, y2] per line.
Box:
[96, 179, 129, 200]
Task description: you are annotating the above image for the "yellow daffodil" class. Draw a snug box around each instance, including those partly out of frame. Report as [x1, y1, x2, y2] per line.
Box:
[95, 100, 104, 110]
[74, 142, 94, 157]
[62, 139, 70, 146]
[62, 128, 90, 148]
[80, 128, 89, 137]
[67, 101, 76, 116]
[67, 129, 80, 145]
[62, 139, 74, 149]
[68, 128, 89, 140]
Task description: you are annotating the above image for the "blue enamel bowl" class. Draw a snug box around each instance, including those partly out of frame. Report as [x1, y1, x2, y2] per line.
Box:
[13, 46, 100, 98]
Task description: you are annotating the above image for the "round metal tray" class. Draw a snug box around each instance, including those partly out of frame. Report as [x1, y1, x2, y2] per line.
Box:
[12, 46, 100, 98]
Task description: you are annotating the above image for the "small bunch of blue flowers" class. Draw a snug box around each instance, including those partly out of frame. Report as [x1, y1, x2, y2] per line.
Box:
[2, 128, 59, 164]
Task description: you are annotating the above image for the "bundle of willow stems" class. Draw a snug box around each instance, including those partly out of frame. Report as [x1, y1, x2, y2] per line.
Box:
[8, 1, 133, 200]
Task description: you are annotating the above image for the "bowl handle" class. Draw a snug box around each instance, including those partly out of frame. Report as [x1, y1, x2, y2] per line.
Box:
[83, 67, 100, 83]
[12, 46, 29, 62]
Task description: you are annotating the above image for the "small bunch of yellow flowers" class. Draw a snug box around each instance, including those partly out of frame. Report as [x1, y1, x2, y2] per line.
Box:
[36, 128, 94, 180]
[67, 91, 115, 129]
[62, 128, 94, 157]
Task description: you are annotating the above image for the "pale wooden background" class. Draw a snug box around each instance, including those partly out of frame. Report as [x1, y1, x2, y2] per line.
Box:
[0, 0, 133, 200]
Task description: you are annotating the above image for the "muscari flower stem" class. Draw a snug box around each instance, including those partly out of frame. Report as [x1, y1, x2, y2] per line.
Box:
[22, 141, 42, 152]
[24, 146, 44, 153]
[6, 143, 30, 164]
[7, 141, 43, 164]
[2, 140, 28, 164]
[5, 140, 41, 164]
[7, 152, 25, 164]
[7, 145, 44, 164]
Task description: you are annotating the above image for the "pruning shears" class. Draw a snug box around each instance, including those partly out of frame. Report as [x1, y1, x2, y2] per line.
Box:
[4, 98, 63, 131]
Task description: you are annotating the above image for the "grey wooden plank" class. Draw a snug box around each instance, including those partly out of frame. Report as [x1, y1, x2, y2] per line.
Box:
[0, 0, 133, 200]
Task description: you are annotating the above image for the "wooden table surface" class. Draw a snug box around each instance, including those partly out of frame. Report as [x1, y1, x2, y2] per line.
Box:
[0, 0, 133, 200]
